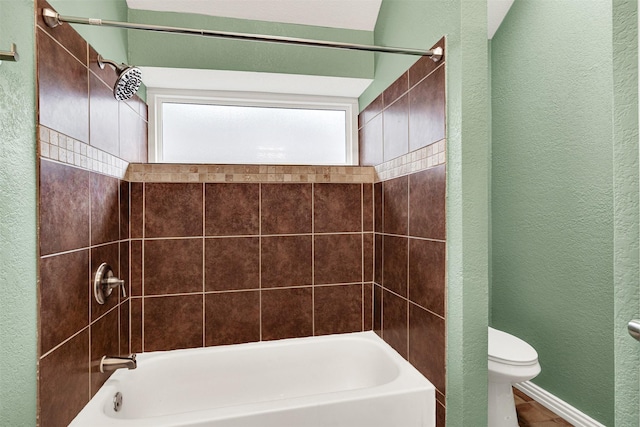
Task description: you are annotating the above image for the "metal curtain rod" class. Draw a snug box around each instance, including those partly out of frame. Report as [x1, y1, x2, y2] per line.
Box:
[42, 8, 443, 61]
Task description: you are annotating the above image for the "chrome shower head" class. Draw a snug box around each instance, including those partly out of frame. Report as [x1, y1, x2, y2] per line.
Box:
[97, 55, 142, 101]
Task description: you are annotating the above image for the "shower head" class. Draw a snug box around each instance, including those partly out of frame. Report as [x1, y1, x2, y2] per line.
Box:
[97, 55, 142, 101]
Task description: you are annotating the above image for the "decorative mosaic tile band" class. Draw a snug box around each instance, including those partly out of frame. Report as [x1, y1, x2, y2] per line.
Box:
[125, 164, 375, 184]
[38, 126, 129, 179]
[38, 124, 442, 184]
[374, 139, 446, 182]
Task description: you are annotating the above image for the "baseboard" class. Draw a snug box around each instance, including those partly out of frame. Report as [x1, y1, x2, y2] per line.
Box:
[515, 381, 605, 427]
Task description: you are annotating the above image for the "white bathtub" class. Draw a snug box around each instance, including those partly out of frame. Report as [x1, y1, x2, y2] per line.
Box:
[71, 331, 435, 427]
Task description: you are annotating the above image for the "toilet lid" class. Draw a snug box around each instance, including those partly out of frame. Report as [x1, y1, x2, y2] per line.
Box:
[488, 327, 538, 366]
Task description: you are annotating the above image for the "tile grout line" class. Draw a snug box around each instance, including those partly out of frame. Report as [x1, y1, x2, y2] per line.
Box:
[372, 185, 377, 331]
[39, 325, 89, 361]
[40, 246, 88, 259]
[375, 282, 447, 322]
[380, 180, 385, 339]
[371, 189, 376, 326]
[133, 231, 368, 242]
[361, 183, 365, 331]
[117, 176, 121, 357]
[128, 181, 132, 355]
[87, 165, 92, 398]
[119, 286, 361, 299]
[406, 173, 411, 357]
[407, 297, 445, 321]
[39, 294, 135, 379]
[39, 238, 132, 259]
[36, 24, 86, 70]
[202, 183, 206, 348]
[406, 75, 412, 160]
[311, 183, 315, 337]
[382, 232, 446, 243]
[141, 182, 145, 352]
[259, 183, 262, 341]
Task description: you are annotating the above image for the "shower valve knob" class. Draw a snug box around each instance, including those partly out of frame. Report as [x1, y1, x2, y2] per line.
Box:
[94, 263, 126, 304]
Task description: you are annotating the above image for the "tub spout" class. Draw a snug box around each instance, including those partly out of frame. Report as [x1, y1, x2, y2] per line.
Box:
[100, 354, 137, 373]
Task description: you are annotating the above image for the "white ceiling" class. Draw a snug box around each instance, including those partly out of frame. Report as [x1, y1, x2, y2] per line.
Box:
[126, 0, 383, 32]
[488, 0, 515, 39]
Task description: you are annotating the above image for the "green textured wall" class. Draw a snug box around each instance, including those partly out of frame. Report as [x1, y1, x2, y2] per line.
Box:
[369, 1, 490, 425]
[0, 0, 38, 425]
[612, 1, 639, 425]
[127, 9, 374, 79]
[446, 3, 490, 424]
[491, 0, 617, 424]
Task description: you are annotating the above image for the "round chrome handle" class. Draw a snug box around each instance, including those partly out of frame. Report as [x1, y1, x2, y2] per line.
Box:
[94, 263, 126, 304]
[628, 319, 640, 341]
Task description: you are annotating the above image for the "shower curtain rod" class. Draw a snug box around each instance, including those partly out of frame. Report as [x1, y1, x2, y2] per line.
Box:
[42, 8, 443, 61]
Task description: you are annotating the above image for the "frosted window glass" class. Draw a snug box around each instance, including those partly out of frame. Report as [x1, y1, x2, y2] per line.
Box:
[162, 103, 347, 164]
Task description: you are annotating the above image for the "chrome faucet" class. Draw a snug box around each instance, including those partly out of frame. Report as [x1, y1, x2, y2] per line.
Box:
[100, 354, 137, 373]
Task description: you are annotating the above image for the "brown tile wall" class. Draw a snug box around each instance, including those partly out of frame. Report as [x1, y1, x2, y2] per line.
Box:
[128, 182, 374, 351]
[361, 37, 448, 427]
[36, 1, 147, 426]
[359, 37, 445, 165]
[35, 1, 443, 423]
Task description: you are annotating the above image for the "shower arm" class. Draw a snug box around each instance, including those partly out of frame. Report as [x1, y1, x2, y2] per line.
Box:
[42, 8, 443, 61]
[97, 55, 126, 73]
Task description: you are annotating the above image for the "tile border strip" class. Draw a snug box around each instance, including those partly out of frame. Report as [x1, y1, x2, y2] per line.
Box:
[38, 124, 443, 184]
[374, 139, 446, 182]
[38, 125, 129, 179]
[125, 163, 376, 184]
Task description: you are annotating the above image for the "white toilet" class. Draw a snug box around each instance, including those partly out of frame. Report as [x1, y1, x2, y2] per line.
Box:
[488, 327, 541, 427]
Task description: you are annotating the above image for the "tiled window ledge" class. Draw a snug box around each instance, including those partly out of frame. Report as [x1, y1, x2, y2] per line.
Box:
[124, 139, 445, 184]
[125, 164, 375, 184]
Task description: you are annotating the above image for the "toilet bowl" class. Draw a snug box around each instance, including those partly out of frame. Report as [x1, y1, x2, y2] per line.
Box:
[488, 327, 541, 427]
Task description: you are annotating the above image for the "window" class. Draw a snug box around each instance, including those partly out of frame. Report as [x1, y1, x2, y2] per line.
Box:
[148, 90, 359, 165]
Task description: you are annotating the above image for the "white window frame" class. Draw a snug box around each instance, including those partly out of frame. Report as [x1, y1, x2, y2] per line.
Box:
[147, 88, 359, 165]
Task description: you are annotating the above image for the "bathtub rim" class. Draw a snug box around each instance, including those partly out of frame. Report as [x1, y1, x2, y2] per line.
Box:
[71, 331, 436, 427]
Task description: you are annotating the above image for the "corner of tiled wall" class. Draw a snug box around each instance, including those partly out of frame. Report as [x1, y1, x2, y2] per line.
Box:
[362, 36, 448, 427]
[36, 1, 147, 425]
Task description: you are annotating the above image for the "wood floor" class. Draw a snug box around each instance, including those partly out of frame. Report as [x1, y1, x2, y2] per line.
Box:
[514, 388, 573, 426]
